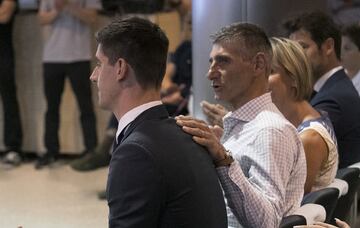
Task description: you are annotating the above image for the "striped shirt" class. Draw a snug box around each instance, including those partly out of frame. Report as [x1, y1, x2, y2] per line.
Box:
[217, 93, 307, 228]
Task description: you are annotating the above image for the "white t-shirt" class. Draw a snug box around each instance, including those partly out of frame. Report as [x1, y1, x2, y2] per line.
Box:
[40, 0, 101, 62]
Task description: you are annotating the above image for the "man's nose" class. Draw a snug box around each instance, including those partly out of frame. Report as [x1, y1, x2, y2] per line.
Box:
[207, 66, 219, 80]
[89, 68, 98, 82]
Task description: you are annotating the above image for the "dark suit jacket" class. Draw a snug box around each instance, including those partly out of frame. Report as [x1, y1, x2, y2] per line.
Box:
[107, 105, 227, 228]
[311, 69, 360, 168]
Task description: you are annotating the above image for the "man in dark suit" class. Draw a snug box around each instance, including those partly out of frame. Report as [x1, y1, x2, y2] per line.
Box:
[285, 11, 360, 168]
[90, 17, 227, 228]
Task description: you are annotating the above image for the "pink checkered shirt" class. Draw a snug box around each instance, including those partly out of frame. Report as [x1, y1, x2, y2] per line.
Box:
[217, 93, 306, 228]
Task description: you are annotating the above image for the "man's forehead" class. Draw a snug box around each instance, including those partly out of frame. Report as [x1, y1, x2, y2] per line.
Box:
[96, 45, 105, 58]
[211, 42, 239, 53]
[290, 29, 312, 41]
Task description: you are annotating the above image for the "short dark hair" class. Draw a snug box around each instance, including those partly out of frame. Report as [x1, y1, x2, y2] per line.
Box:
[283, 11, 342, 60]
[211, 22, 272, 61]
[342, 24, 360, 50]
[96, 17, 169, 89]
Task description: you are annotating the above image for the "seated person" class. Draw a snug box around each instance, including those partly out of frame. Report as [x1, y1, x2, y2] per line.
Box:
[341, 24, 360, 95]
[269, 37, 338, 193]
[162, 11, 192, 116]
[201, 38, 339, 193]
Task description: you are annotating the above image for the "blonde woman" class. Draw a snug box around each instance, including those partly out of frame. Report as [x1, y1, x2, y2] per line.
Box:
[269, 37, 338, 193]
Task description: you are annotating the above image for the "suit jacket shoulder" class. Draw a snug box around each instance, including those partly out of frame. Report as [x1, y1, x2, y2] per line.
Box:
[311, 69, 360, 168]
[107, 105, 227, 228]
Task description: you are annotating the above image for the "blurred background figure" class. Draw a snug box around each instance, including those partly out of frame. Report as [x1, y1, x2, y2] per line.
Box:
[36, 0, 100, 169]
[328, 0, 360, 26]
[71, 114, 115, 172]
[0, 0, 23, 166]
[161, 0, 192, 116]
[341, 24, 360, 94]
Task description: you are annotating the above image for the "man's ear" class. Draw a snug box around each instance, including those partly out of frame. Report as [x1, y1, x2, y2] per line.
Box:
[322, 37, 335, 56]
[115, 58, 128, 81]
[252, 52, 266, 72]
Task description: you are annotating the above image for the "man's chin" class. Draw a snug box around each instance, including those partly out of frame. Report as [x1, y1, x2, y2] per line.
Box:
[214, 94, 222, 101]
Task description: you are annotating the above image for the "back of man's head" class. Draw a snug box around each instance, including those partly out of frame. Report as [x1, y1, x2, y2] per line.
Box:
[211, 22, 272, 75]
[96, 17, 169, 90]
[283, 11, 341, 60]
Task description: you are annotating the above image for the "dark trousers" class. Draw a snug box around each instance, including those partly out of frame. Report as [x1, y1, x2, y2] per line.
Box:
[0, 58, 22, 151]
[43, 61, 97, 154]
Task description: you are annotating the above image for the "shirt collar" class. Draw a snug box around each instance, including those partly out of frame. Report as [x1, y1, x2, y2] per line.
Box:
[116, 100, 162, 143]
[351, 70, 360, 83]
[223, 92, 273, 123]
[313, 66, 343, 92]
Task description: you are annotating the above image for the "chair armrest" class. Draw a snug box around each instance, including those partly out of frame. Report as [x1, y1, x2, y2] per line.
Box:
[293, 203, 326, 225]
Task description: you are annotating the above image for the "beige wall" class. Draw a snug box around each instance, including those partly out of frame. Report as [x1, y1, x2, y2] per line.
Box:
[0, 11, 181, 154]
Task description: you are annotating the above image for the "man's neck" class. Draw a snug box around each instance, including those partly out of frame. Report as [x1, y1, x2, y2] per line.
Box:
[114, 89, 161, 120]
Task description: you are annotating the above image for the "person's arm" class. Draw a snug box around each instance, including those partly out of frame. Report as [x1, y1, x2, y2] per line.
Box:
[107, 143, 161, 227]
[0, 0, 16, 24]
[65, 3, 97, 25]
[37, 0, 60, 25]
[175, 116, 293, 227]
[300, 129, 329, 194]
[162, 62, 176, 92]
[217, 128, 299, 228]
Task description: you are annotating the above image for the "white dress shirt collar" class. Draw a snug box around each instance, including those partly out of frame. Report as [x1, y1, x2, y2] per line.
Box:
[351, 70, 360, 96]
[314, 66, 343, 92]
[115, 100, 162, 143]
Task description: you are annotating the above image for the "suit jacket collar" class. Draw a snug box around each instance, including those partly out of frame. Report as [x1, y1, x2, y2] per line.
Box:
[314, 66, 343, 92]
[116, 101, 162, 143]
[318, 68, 347, 93]
[118, 105, 169, 144]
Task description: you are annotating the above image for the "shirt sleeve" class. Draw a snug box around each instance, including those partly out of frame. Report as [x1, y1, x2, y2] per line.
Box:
[217, 127, 299, 228]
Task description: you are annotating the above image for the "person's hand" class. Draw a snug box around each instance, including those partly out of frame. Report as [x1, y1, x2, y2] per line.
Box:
[294, 218, 350, 228]
[175, 115, 226, 161]
[201, 101, 228, 127]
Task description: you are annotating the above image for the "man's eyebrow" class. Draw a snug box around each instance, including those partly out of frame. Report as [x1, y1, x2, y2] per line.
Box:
[210, 55, 230, 63]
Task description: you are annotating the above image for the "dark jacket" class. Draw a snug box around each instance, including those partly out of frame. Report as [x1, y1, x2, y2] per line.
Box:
[311, 69, 360, 168]
[107, 105, 227, 228]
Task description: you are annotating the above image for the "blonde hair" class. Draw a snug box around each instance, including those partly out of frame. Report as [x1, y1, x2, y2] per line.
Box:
[270, 37, 313, 101]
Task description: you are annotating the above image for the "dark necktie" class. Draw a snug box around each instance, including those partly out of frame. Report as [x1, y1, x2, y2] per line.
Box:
[111, 129, 125, 154]
[310, 90, 317, 100]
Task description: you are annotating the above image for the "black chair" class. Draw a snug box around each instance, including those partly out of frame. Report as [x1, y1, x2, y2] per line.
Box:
[279, 215, 306, 228]
[301, 187, 339, 223]
[331, 168, 360, 224]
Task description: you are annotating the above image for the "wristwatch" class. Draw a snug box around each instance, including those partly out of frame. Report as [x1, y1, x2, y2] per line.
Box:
[214, 150, 234, 167]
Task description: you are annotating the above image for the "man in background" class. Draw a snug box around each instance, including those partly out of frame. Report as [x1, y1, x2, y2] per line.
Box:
[0, 0, 23, 166]
[284, 11, 360, 168]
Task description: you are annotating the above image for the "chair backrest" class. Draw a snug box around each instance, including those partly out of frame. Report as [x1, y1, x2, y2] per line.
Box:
[301, 187, 339, 223]
[331, 167, 360, 222]
[279, 215, 306, 228]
